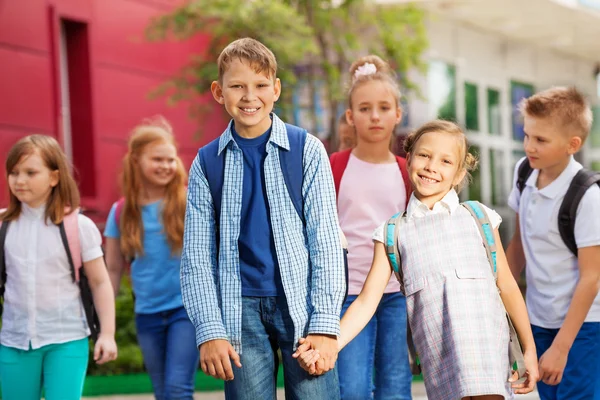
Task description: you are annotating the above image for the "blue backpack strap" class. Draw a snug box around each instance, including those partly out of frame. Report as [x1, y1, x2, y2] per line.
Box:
[461, 200, 497, 277]
[198, 137, 225, 221]
[281, 124, 307, 224]
[385, 212, 403, 276]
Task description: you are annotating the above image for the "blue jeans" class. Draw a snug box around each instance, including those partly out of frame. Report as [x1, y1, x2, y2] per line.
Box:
[532, 322, 600, 400]
[135, 306, 199, 400]
[224, 296, 340, 400]
[338, 292, 412, 400]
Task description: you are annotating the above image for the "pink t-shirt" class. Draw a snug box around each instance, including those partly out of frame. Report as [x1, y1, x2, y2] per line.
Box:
[338, 154, 407, 295]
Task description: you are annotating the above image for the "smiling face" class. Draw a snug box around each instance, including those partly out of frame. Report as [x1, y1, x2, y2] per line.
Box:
[407, 131, 466, 208]
[8, 150, 59, 208]
[346, 80, 402, 146]
[137, 140, 178, 190]
[211, 58, 281, 138]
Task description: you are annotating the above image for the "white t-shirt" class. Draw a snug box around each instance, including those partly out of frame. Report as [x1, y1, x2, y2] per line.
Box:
[508, 156, 600, 328]
[1, 204, 104, 350]
[373, 189, 502, 243]
[338, 154, 406, 295]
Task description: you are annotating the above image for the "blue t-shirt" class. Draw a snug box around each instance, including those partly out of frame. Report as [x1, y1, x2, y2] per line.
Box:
[232, 125, 284, 297]
[104, 201, 183, 314]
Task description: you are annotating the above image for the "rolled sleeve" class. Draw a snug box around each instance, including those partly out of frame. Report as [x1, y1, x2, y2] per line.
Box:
[181, 155, 227, 347]
[78, 215, 104, 262]
[302, 137, 345, 337]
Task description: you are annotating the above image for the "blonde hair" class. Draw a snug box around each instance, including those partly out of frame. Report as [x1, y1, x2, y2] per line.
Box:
[217, 38, 278, 82]
[1, 135, 80, 224]
[404, 120, 478, 192]
[348, 55, 402, 108]
[519, 86, 593, 142]
[119, 116, 187, 259]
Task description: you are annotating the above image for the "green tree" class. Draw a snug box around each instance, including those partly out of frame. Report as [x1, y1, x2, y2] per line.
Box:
[147, 0, 428, 143]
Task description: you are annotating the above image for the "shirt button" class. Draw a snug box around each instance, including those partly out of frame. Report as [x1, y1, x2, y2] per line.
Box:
[230, 245, 236, 250]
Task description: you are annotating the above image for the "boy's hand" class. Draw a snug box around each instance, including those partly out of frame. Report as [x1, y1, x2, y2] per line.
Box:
[200, 339, 242, 381]
[293, 338, 319, 375]
[94, 333, 118, 364]
[509, 349, 539, 394]
[305, 334, 338, 374]
[539, 343, 568, 385]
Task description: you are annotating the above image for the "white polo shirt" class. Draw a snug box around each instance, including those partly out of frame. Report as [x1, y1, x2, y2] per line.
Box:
[508, 156, 600, 329]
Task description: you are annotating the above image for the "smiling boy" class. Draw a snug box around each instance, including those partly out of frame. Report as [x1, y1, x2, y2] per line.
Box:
[180, 38, 344, 400]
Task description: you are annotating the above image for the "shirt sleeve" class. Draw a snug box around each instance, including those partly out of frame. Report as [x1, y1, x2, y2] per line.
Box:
[372, 221, 386, 243]
[77, 214, 104, 262]
[302, 136, 345, 337]
[507, 157, 527, 213]
[574, 184, 600, 249]
[103, 203, 120, 238]
[481, 204, 502, 230]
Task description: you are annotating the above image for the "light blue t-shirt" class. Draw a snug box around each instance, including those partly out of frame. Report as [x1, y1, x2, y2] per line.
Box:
[104, 201, 183, 314]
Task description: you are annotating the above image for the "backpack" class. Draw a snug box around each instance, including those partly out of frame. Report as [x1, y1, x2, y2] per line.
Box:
[516, 159, 600, 256]
[384, 201, 526, 378]
[330, 148, 412, 207]
[197, 123, 349, 301]
[0, 209, 100, 341]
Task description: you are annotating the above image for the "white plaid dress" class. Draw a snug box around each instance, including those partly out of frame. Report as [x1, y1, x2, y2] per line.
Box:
[398, 207, 513, 400]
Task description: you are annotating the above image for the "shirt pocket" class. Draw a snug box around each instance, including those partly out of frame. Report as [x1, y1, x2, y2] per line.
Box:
[403, 276, 426, 296]
[454, 265, 489, 280]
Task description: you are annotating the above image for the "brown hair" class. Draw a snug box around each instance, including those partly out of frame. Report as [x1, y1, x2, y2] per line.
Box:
[119, 116, 187, 259]
[404, 120, 478, 192]
[348, 55, 402, 108]
[1, 135, 80, 224]
[519, 86, 593, 142]
[217, 38, 278, 82]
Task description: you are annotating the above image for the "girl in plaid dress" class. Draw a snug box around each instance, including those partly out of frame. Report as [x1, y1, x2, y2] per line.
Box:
[296, 121, 540, 400]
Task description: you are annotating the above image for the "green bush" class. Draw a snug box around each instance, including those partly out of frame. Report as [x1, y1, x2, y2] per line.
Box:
[87, 277, 145, 375]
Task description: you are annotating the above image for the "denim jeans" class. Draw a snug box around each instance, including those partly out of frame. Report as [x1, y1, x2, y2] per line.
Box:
[338, 292, 412, 400]
[135, 306, 199, 400]
[224, 296, 340, 400]
[532, 322, 600, 400]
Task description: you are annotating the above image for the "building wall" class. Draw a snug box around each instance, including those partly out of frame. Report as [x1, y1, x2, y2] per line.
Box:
[405, 17, 600, 238]
[0, 0, 225, 223]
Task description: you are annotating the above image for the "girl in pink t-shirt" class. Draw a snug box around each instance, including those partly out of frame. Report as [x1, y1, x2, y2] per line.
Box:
[328, 55, 413, 399]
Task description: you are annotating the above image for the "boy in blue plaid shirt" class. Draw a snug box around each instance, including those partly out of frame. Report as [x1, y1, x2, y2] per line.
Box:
[181, 38, 345, 400]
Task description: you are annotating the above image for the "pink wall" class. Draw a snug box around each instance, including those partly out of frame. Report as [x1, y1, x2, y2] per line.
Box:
[0, 0, 225, 224]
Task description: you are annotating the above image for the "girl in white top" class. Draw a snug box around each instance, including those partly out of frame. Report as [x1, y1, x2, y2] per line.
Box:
[0, 135, 117, 400]
[296, 121, 539, 400]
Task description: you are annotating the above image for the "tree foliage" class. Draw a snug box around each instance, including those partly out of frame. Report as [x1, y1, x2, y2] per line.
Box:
[147, 0, 428, 142]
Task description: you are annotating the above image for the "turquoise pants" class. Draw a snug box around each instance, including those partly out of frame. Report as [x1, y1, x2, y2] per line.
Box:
[0, 338, 89, 400]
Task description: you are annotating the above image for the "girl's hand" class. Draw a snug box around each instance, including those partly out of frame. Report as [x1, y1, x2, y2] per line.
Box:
[509, 350, 539, 394]
[94, 333, 118, 364]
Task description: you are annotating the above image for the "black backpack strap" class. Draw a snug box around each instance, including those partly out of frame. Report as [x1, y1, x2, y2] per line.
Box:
[516, 159, 534, 193]
[58, 221, 77, 283]
[558, 169, 600, 256]
[0, 220, 10, 314]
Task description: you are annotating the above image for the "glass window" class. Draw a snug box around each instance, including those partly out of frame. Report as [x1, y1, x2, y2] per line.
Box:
[591, 106, 600, 148]
[464, 82, 479, 131]
[429, 61, 456, 121]
[468, 145, 482, 201]
[489, 149, 506, 206]
[487, 88, 501, 135]
[511, 81, 535, 141]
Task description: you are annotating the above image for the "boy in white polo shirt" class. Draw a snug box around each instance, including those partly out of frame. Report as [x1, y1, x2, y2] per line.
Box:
[506, 86, 600, 400]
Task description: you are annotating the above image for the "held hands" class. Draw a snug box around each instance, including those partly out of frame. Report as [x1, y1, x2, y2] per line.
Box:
[538, 342, 568, 386]
[200, 339, 242, 381]
[508, 349, 540, 394]
[292, 334, 338, 376]
[94, 333, 118, 364]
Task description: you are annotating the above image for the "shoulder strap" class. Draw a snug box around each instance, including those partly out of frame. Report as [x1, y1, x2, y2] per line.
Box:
[461, 201, 497, 277]
[516, 159, 533, 193]
[330, 149, 352, 198]
[281, 124, 307, 223]
[558, 168, 600, 256]
[384, 212, 404, 290]
[0, 219, 9, 289]
[59, 208, 82, 283]
[198, 137, 225, 222]
[395, 155, 411, 208]
[114, 197, 125, 228]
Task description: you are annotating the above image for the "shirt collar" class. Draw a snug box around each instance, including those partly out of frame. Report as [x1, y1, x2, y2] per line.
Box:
[526, 156, 582, 199]
[21, 203, 46, 219]
[405, 189, 460, 219]
[217, 113, 289, 155]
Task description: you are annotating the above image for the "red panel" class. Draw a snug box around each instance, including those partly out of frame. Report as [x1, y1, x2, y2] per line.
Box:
[0, 48, 54, 132]
[52, 0, 93, 20]
[0, 0, 48, 52]
[93, 0, 209, 76]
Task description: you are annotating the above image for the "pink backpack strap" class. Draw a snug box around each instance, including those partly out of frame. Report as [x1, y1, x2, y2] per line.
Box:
[63, 208, 82, 282]
[114, 197, 125, 229]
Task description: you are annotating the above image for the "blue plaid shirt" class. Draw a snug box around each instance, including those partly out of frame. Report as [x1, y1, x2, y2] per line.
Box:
[181, 114, 345, 353]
